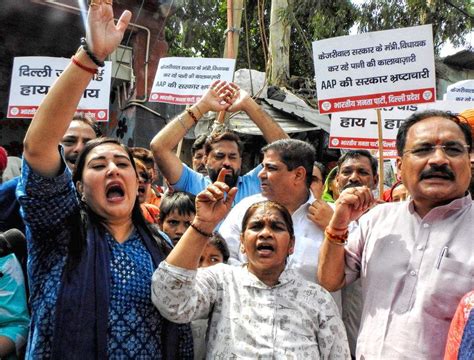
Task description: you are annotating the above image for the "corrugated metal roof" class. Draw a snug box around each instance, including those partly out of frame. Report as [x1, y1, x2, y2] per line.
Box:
[228, 98, 330, 135]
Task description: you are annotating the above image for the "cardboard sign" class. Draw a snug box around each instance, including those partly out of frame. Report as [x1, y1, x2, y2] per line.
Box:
[149, 57, 236, 105]
[444, 80, 474, 104]
[312, 25, 436, 114]
[329, 100, 471, 157]
[8, 57, 112, 121]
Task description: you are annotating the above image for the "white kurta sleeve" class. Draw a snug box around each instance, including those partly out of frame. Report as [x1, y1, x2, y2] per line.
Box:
[151, 261, 219, 323]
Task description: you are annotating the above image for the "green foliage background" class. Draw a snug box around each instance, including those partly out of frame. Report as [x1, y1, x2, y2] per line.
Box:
[165, 0, 472, 81]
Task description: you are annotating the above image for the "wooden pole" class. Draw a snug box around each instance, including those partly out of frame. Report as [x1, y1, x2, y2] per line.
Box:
[216, 0, 244, 125]
[376, 108, 384, 199]
[226, 0, 235, 59]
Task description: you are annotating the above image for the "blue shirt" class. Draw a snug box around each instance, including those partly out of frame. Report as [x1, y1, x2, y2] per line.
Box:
[106, 231, 163, 358]
[173, 164, 263, 206]
[0, 177, 24, 233]
[0, 254, 30, 356]
[16, 158, 191, 359]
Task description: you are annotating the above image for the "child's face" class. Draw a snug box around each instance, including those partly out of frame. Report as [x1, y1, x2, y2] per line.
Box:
[199, 243, 225, 268]
[160, 209, 195, 245]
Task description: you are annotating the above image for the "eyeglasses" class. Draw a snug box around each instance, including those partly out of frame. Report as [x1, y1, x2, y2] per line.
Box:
[403, 143, 470, 158]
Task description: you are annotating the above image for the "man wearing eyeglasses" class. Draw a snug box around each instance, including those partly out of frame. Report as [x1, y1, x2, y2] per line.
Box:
[317, 110, 473, 359]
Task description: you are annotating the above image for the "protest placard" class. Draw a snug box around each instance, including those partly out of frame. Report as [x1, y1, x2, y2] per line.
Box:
[329, 100, 472, 157]
[444, 80, 474, 104]
[149, 57, 235, 105]
[312, 25, 436, 114]
[8, 57, 112, 121]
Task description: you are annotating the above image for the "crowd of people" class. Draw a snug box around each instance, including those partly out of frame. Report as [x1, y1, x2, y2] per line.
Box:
[0, 1, 473, 359]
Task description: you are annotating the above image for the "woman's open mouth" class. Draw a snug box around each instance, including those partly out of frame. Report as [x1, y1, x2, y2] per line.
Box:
[106, 182, 125, 202]
[256, 243, 274, 257]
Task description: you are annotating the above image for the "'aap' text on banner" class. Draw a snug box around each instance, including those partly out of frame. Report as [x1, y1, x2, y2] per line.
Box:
[8, 56, 112, 121]
[149, 57, 236, 105]
[312, 24, 436, 114]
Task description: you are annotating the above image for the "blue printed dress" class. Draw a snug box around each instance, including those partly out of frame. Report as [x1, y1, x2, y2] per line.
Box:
[17, 158, 193, 359]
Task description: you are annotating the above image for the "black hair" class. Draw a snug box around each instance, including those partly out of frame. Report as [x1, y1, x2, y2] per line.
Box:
[241, 200, 295, 240]
[396, 110, 473, 156]
[130, 147, 154, 167]
[192, 134, 208, 156]
[208, 232, 230, 263]
[67, 137, 170, 271]
[72, 113, 102, 137]
[159, 191, 196, 222]
[337, 150, 378, 177]
[262, 139, 316, 187]
[313, 161, 328, 183]
[204, 131, 243, 156]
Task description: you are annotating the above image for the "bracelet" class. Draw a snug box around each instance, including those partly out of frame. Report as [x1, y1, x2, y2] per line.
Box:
[190, 222, 213, 238]
[325, 228, 348, 246]
[194, 104, 204, 117]
[186, 108, 199, 125]
[176, 114, 189, 132]
[80, 37, 105, 67]
[71, 56, 98, 75]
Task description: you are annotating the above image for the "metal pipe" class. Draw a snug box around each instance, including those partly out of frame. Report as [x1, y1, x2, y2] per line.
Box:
[37, 0, 150, 102]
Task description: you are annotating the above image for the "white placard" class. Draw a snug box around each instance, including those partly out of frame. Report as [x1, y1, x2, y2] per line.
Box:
[8, 57, 112, 121]
[444, 80, 474, 104]
[329, 100, 471, 157]
[149, 57, 236, 105]
[312, 25, 436, 114]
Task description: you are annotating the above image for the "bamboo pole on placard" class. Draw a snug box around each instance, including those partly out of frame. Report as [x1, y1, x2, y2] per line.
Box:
[376, 109, 384, 199]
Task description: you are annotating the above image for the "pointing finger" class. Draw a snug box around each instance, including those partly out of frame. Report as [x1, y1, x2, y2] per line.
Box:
[217, 168, 231, 183]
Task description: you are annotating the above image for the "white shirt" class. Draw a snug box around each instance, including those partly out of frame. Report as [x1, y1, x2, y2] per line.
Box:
[219, 193, 325, 283]
[152, 262, 350, 359]
[345, 194, 474, 359]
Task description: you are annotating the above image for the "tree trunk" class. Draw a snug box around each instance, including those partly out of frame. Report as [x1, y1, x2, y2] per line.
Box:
[268, 0, 290, 87]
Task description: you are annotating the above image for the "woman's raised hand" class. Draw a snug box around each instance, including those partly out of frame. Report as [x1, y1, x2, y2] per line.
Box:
[194, 169, 237, 228]
[86, 0, 132, 61]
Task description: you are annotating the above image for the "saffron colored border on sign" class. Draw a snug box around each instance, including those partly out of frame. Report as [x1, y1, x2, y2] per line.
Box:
[318, 87, 435, 114]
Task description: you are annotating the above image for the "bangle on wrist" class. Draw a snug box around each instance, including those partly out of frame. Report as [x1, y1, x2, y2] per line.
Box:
[325, 228, 348, 246]
[186, 108, 199, 125]
[190, 222, 213, 238]
[194, 104, 204, 117]
[80, 37, 105, 67]
[71, 56, 98, 75]
[177, 114, 189, 132]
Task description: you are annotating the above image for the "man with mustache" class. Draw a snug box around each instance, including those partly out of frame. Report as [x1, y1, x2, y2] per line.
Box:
[220, 139, 336, 286]
[151, 80, 288, 208]
[336, 150, 378, 192]
[191, 134, 208, 176]
[318, 110, 473, 359]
